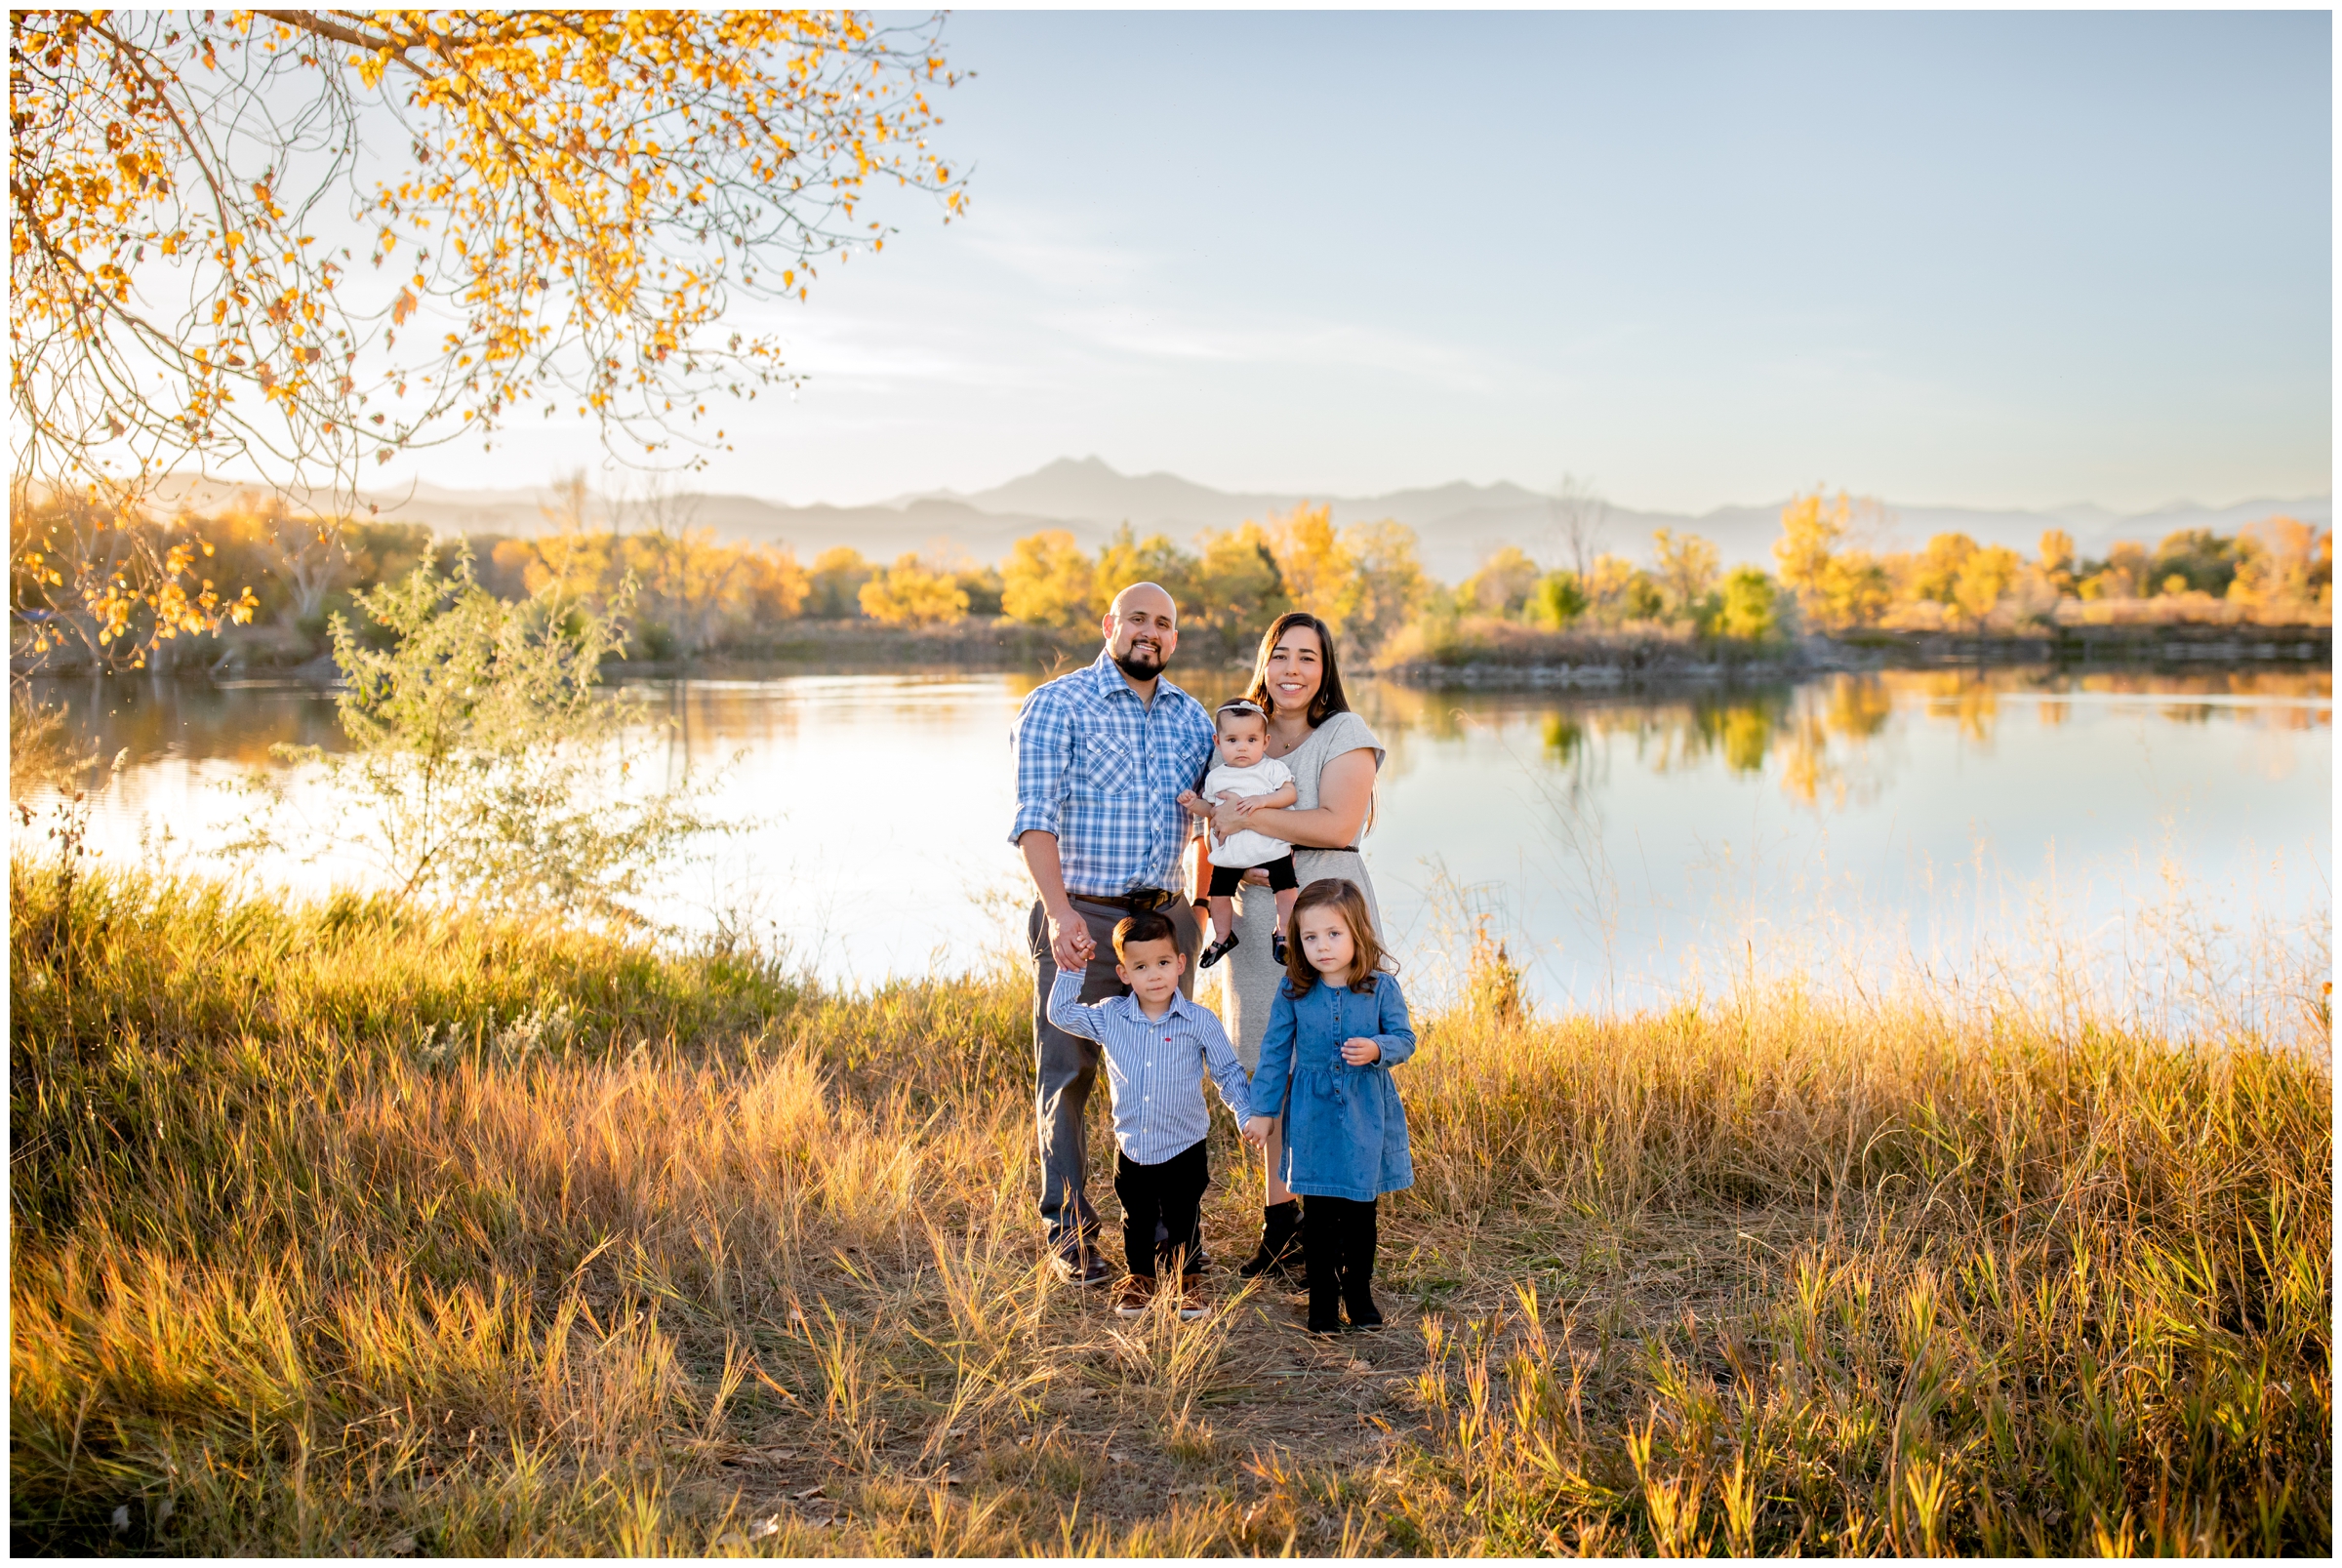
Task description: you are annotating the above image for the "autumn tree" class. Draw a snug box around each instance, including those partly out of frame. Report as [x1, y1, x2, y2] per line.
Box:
[1774, 489, 1889, 632]
[1000, 530, 1095, 631]
[1265, 503, 1359, 631]
[2078, 541, 2151, 601]
[1905, 534, 1980, 607]
[1338, 519, 1428, 652]
[516, 470, 614, 600]
[2149, 529, 2241, 599]
[1186, 523, 1289, 641]
[1526, 570, 1588, 629]
[805, 546, 876, 619]
[1951, 544, 2022, 625]
[859, 550, 967, 627]
[2038, 529, 2078, 595]
[1583, 553, 1663, 625]
[1459, 546, 1541, 618]
[1715, 566, 1786, 641]
[11, 9, 963, 667]
[2228, 517, 2331, 616]
[1091, 524, 1194, 621]
[1650, 528, 1719, 617]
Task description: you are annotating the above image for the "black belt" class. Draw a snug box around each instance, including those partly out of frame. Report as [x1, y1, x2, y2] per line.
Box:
[1070, 887, 1180, 915]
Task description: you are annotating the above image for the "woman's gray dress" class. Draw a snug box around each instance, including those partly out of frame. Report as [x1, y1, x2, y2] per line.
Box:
[1219, 708, 1387, 1070]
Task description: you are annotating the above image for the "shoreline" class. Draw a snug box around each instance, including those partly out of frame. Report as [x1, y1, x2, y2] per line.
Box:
[1378, 622, 2331, 689]
[16, 618, 2329, 690]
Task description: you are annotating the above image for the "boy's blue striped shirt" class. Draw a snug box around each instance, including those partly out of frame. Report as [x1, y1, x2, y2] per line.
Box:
[1008, 650, 1217, 898]
[1046, 971, 1253, 1164]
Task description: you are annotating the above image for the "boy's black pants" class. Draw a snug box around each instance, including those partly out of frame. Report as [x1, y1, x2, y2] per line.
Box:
[1113, 1140, 1209, 1279]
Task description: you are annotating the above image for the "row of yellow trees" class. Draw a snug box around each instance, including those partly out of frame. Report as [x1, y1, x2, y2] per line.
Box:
[487, 500, 1433, 650]
[995, 505, 1424, 648]
[1772, 492, 2332, 632]
[1443, 529, 1785, 640]
[1413, 493, 2331, 649]
[18, 484, 2327, 670]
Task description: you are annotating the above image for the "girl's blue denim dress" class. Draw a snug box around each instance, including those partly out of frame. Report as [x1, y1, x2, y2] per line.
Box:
[1247, 971, 1416, 1201]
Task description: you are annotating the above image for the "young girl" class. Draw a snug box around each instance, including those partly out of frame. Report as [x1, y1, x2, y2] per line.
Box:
[1241, 878, 1415, 1334]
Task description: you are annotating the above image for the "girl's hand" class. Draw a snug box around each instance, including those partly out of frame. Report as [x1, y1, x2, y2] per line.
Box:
[1242, 1115, 1277, 1148]
[1340, 1036, 1382, 1065]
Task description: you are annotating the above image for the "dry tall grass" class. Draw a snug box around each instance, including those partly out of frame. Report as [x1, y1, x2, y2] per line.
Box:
[10, 860, 2329, 1554]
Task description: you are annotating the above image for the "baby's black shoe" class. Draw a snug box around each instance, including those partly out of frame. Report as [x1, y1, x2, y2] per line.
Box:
[1272, 933, 1289, 965]
[1199, 934, 1239, 969]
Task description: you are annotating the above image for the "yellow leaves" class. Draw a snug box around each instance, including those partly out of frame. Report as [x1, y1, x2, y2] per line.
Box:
[1265, 503, 1362, 631]
[1000, 531, 1096, 632]
[859, 552, 971, 627]
[15, 8, 960, 648]
[1773, 490, 1887, 632]
[1951, 544, 2023, 625]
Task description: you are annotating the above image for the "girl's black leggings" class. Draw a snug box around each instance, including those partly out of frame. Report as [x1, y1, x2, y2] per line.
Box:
[1302, 1194, 1382, 1331]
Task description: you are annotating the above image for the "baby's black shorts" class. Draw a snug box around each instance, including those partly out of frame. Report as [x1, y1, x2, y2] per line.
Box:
[1208, 853, 1299, 898]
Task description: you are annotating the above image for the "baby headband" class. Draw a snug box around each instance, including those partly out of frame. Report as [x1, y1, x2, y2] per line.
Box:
[1215, 699, 1268, 719]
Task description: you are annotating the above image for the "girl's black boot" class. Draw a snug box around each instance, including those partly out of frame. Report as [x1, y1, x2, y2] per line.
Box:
[1302, 1198, 1345, 1333]
[1238, 1200, 1305, 1285]
[1341, 1198, 1383, 1329]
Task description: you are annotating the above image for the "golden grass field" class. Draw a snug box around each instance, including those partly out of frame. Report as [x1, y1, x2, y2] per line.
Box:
[9, 859, 2330, 1555]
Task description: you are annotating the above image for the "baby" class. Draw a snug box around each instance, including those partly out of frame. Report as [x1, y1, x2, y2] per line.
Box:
[1178, 699, 1301, 969]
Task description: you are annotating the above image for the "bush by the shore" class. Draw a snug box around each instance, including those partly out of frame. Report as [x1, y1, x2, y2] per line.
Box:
[10, 863, 2329, 1554]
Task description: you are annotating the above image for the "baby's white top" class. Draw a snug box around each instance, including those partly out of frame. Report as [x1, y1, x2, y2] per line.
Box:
[1201, 756, 1295, 868]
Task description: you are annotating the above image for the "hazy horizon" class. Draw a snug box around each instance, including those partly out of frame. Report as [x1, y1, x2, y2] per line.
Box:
[320, 453, 2331, 524]
[345, 11, 2328, 516]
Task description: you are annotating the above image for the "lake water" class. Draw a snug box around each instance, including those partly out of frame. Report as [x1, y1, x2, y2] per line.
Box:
[20, 664, 2332, 1028]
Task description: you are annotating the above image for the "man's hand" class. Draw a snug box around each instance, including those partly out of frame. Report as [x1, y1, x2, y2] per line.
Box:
[1242, 1114, 1277, 1148]
[1339, 1036, 1382, 1065]
[1047, 905, 1096, 971]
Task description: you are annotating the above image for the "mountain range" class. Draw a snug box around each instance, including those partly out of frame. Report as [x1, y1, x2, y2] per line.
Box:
[164, 459, 2330, 585]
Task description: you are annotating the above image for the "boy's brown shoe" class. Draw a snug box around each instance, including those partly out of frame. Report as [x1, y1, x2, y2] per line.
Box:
[1112, 1275, 1155, 1317]
[1177, 1274, 1209, 1320]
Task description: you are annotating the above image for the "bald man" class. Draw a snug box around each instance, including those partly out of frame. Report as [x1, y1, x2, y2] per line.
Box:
[1009, 583, 1219, 1286]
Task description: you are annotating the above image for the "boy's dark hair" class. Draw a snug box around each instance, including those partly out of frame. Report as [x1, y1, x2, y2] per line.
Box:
[1112, 910, 1180, 961]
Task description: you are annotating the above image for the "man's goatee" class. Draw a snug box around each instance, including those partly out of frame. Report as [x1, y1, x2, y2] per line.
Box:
[1113, 646, 1167, 679]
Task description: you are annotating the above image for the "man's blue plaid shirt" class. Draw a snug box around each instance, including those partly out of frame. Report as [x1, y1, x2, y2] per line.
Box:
[1009, 649, 1218, 899]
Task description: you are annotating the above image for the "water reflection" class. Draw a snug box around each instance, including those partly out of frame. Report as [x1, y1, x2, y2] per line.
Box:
[31, 664, 2330, 811]
[20, 663, 2331, 1015]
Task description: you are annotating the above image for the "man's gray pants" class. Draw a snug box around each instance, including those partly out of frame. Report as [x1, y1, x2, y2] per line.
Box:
[1029, 897, 1201, 1253]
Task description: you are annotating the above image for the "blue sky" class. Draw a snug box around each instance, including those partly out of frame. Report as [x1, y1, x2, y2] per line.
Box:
[397, 9, 2333, 513]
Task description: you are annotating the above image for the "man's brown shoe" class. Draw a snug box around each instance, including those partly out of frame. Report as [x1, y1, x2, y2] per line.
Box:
[1177, 1275, 1209, 1320]
[1112, 1275, 1156, 1316]
[1049, 1239, 1113, 1288]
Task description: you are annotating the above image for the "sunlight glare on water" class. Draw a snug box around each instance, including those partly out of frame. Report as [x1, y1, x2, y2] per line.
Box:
[24, 666, 2332, 1024]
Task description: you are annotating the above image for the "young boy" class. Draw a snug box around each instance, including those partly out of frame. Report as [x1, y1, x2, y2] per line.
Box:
[1047, 911, 1257, 1318]
[1177, 700, 1301, 969]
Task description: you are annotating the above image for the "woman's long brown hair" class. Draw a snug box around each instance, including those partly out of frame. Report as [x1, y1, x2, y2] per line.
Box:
[1243, 611, 1350, 727]
[1281, 878, 1393, 997]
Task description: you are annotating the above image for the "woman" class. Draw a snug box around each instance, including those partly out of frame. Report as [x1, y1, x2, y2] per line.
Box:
[1188, 610, 1385, 1284]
